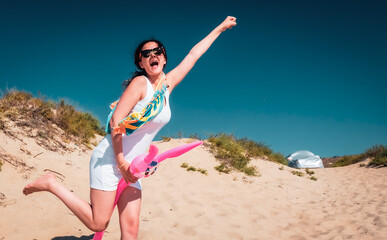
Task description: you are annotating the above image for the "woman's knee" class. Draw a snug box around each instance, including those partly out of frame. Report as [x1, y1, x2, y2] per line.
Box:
[120, 213, 140, 236]
[121, 220, 139, 239]
[89, 220, 110, 232]
[118, 187, 142, 237]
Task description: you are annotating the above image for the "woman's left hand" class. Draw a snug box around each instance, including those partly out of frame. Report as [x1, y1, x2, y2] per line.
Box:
[120, 163, 139, 183]
[219, 16, 237, 32]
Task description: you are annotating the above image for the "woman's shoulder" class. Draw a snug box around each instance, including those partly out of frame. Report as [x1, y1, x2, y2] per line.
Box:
[121, 75, 149, 102]
[131, 75, 148, 85]
[124, 76, 147, 92]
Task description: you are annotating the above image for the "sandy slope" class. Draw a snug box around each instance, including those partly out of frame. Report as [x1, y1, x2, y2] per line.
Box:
[0, 133, 386, 240]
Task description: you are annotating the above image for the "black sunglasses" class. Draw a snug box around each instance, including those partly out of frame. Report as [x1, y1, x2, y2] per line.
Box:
[140, 46, 164, 58]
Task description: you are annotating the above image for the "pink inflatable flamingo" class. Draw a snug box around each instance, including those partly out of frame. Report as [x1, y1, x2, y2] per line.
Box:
[93, 141, 203, 240]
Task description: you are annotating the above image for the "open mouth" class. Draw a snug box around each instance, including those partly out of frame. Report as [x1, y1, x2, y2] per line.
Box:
[150, 59, 159, 69]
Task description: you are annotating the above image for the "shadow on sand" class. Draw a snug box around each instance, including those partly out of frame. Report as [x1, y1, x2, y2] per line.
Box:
[51, 234, 94, 240]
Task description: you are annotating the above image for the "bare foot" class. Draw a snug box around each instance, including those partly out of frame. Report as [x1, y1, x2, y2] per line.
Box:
[23, 173, 57, 195]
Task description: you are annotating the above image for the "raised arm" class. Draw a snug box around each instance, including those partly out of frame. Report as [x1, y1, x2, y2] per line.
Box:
[166, 16, 237, 92]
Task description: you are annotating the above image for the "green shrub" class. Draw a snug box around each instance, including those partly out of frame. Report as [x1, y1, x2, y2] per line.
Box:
[237, 138, 286, 165]
[310, 176, 317, 181]
[330, 145, 387, 168]
[187, 166, 197, 172]
[305, 168, 315, 175]
[236, 138, 272, 157]
[368, 145, 387, 167]
[51, 99, 105, 144]
[208, 133, 257, 175]
[214, 163, 231, 174]
[365, 145, 386, 158]
[369, 156, 387, 167]
[240, 166, 258, 176]
[268, 152, 288, 165]
[332, 154, 364, 167]
[0, 91, 33, 121]
[181, 163, 207, 175]
[291, 170, 304, 177]
[197, 168, 208, 175]
[208, 133, 285, 176]
[181, 162, 189, 168]
[30, 98, 55, 121]
[2, 91, 33, 103]
[0, 90, 105, 145]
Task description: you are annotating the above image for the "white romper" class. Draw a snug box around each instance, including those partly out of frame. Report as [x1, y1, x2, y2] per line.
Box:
[89, 76, 171, 191]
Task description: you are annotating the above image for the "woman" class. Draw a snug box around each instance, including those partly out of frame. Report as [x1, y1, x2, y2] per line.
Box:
[23, 16, 237, 239]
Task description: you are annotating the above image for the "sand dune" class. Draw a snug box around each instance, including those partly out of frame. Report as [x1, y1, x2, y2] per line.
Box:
[0, 132, 386, 240]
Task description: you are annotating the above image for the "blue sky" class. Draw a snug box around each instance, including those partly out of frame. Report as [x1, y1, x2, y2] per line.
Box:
[1, 0, 386, 157]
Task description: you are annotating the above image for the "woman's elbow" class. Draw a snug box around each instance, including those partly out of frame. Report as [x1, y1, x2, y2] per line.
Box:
[188, 51, 200, 61]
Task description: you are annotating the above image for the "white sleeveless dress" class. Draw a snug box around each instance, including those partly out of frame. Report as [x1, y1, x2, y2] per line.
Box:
[89, 76, 171, 191]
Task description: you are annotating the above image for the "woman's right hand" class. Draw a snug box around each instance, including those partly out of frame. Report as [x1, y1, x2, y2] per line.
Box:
[119, 163, 139, 183]
[218, 16, 237, 32]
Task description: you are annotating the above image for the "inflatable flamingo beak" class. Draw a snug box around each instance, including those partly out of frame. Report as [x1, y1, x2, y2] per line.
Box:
[144, 144, 159, 164]
[155, 141, 203, 163]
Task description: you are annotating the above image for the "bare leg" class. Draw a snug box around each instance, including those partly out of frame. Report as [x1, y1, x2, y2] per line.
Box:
[23, 173, 116, 232]
[117, 186, 142, 240]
